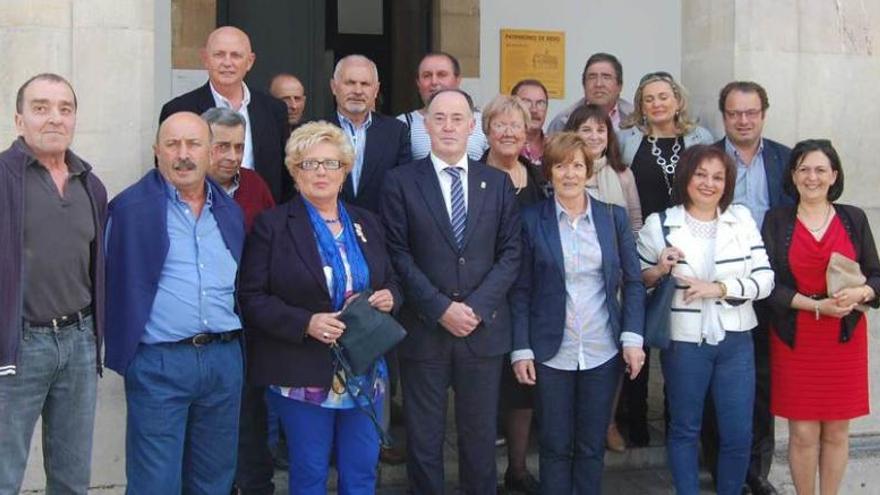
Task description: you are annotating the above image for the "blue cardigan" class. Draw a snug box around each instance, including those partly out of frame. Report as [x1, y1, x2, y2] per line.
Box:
[103, 169, 244, 374]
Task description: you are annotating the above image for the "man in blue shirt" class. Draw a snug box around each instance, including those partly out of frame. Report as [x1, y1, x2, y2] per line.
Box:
[104, 112, 245, 494]
[703, 81, 793, 495]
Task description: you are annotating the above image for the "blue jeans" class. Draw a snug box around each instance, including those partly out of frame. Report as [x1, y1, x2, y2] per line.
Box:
[124, 340, 243, 495]
[535, 355, 622, 495]
[0, 315, 98, 494]
[661, 332, 755, 495]
[268, 391, 382, 495]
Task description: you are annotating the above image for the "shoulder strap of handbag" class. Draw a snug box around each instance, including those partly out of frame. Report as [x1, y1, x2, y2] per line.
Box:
[660, 210, 671, 248]
[331, 345, 393, 447]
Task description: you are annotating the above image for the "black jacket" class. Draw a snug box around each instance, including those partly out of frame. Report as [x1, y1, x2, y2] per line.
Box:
[159, 82, 290, 202]
[762, 204, 880, 347]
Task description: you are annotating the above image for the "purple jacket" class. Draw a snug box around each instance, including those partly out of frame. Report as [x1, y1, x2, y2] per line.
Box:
[0, 137, 108, 376]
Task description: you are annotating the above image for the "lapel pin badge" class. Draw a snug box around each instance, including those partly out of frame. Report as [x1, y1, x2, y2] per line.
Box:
[353, 222, 367, 243]
[480, 181, 486, 189]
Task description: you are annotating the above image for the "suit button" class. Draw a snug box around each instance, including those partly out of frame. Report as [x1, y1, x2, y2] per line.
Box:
[452, 291, 460, 298]
[458, 257, 465, 265]
[491, 311, 497, 319]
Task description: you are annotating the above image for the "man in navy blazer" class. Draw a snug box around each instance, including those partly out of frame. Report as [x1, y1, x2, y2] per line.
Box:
[327, 55, 410, 213]
[159, 26, 290, 203]
[381, 89, 521, 494]
[704, 81, 794, 495]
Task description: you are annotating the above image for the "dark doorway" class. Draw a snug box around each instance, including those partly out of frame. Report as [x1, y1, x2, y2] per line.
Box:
[217, 0, 431, 120]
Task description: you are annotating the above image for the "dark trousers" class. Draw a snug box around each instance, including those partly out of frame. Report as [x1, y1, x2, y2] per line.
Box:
[702, 326, 774, 482]
[535, 356, 622, 495]
[621, 347, 650, 433]
[400, 340, 503, 495]
[235, 383, 275, 495]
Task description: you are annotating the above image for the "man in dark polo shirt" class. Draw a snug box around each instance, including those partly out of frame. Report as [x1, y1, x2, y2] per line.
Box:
[0, 73, 108, 494]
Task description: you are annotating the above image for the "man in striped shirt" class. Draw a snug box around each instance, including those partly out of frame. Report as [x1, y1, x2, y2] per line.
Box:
[397, 52, 488, 161]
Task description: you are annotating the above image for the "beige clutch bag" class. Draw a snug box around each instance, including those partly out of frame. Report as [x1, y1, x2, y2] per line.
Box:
[827, 252, 869, 312]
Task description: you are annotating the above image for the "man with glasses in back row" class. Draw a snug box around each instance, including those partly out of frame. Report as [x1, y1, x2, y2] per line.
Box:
[702, 81, 794, 495]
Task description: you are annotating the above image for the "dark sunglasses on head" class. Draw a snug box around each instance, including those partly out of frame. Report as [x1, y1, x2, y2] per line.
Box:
[638, 71, 674, 86]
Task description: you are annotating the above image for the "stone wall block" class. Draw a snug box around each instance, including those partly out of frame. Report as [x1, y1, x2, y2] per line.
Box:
[0, 28, 72, 145]
[73, 0, 155, 30]
[798, 0, 878, 56]
[734, 0, 797, 52]
[439, 0, 479, 16]
[0, 0, 71, 28]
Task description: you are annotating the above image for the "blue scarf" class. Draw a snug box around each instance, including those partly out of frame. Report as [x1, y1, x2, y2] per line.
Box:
[303, 198, 371, 310]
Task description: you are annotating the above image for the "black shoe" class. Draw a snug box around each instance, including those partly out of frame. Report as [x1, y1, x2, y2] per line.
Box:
[504, 470, 540, 495]
[746, 476, 779, 495]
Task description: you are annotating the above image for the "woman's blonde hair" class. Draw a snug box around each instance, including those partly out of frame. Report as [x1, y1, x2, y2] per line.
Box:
[481, 94, 531, 136]
[621, 72, 697, 135]
[284, 121, 355, 177]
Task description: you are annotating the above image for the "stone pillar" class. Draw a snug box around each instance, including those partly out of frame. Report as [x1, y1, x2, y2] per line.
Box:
[1, 1, 155, 491]
[434, 0, 480, 78]
[0, 0, 155, 196]
[681, 0, 880, 444]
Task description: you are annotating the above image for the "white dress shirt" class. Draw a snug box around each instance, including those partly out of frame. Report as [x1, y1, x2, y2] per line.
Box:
[429, 152, 470, 217]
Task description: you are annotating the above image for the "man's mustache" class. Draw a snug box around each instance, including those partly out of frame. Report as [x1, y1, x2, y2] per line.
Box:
[172, 158, 197, 171]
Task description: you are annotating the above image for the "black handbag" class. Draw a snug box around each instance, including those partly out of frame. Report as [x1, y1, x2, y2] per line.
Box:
[644, 211, 674, 349]
[336, 289, 407, 376]
[330, 290, 406, 446]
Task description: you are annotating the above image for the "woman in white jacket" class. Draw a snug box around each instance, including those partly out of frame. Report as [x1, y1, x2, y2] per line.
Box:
[637, 145, 774, 495]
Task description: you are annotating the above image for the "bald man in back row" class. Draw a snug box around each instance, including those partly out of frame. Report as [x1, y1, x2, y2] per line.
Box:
[269, 73, 307, 132]
[104, 112, 246, 494]
[160, 26, 290, 202]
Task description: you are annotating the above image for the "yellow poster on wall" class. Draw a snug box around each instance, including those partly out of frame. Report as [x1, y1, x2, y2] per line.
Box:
[500, 29, 565, 99]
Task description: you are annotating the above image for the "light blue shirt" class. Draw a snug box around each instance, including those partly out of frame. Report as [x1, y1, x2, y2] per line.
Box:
[544, 197, 618, 370]
[511, 195, 642, 366]
[338, 111, 373, 195]
[142, 183, 241, 343]
[726, 138, 770, 229]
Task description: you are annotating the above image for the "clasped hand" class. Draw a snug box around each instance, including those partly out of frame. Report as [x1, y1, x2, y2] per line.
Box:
[440, 301, 480, 337]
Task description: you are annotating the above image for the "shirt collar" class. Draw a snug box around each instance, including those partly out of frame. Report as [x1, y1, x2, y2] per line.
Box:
[18, 137, 87, 176]
[430, 151, 469, 175]
[223, 172, 241, 196]
[724, 137, 764, 165]
[209, 81, 251, 110]
[608, 103, 619, 119]
[337, 111, 373, 131]
[555, 193, 592, 223]
[163, 176, 213, 206]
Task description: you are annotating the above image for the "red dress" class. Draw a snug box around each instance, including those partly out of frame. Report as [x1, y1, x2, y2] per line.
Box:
[770, 215, 869, 420]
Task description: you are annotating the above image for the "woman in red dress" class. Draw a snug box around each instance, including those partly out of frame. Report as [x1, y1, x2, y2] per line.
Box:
[763, 139, 880, 494]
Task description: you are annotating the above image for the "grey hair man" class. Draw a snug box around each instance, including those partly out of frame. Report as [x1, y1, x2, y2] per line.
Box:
[329, 54, 411, 213]
[0, 73, 108, 494]
[202, 107, 275, 233]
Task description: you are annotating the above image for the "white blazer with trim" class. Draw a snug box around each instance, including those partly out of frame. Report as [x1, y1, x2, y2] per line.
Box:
[637, 204, 774, 343]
